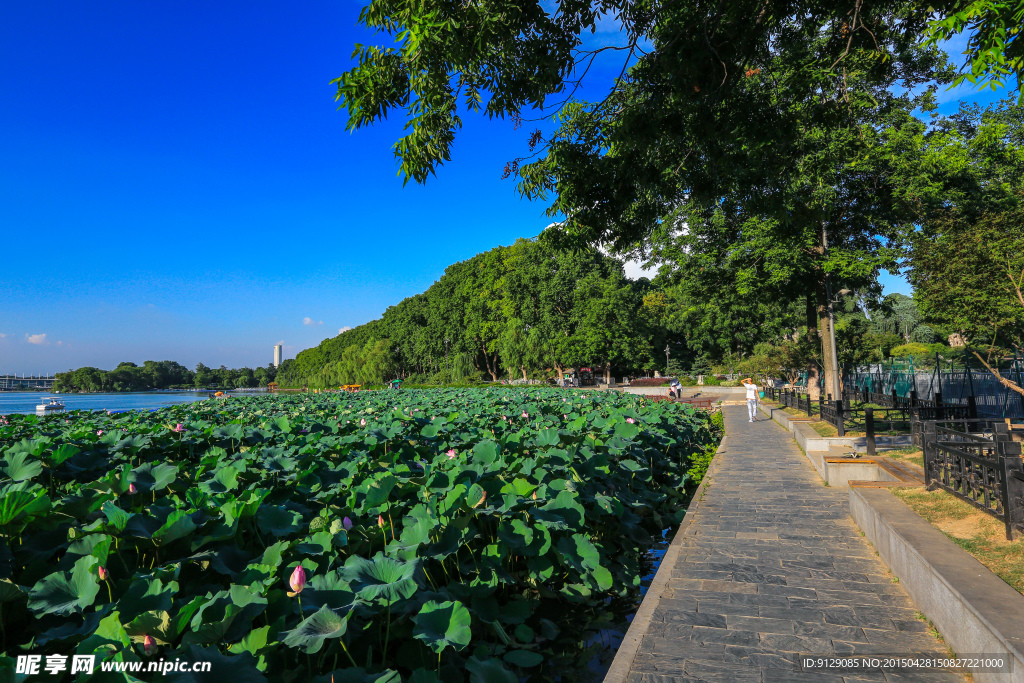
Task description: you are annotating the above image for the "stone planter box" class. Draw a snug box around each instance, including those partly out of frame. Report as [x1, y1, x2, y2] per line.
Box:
[850, 487, 1024, 682]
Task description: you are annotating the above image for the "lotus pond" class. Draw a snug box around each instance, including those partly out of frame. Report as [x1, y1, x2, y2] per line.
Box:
[0, 389, 720, 682]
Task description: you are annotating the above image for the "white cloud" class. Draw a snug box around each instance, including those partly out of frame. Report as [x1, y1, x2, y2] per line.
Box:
[303, 317, 323, 326]
[338, 326, 353, 335]
[0, 332, 7, 338]
[25, 333, 48, 345]
[623, 260, 659, 280]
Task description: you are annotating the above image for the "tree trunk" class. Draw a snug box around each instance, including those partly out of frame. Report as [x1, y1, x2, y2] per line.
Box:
[521, 364, 528, 381]
[481, 342, 499, 381]
[817, 284, 839, 400]
[604, 361, 611, 385]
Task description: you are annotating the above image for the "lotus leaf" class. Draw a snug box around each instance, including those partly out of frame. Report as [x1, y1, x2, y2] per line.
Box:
[343, 554, 419, 603]
[128, 462, 178, 493]
[0, 487, 50, 530]
[281, 604, 349, 653]
[27, 555, 100, 616]
[412, 599, 472, 653]
[101, 500, 134, 531]
[257, 505, 303, 537]
[0, 387, 719, 681]
[164, 645, 267, 682]
[1, 452, 43, 482]
[4, 437, 51, 457]
[466, 656, 517, 683]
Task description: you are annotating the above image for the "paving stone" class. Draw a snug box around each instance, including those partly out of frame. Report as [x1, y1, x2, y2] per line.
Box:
[725, 615, 798, 635]
[695, 600, 761, 617]
[621, 406, 963, 681]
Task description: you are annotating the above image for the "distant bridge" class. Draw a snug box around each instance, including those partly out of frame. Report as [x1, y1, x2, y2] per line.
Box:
[0, 374, 56, 390]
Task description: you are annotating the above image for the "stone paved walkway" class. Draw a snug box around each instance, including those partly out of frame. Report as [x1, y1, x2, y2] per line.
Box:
[624, 406, 963, 682]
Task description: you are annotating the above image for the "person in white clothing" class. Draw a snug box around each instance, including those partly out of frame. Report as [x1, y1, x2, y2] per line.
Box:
[741, 377, 759, 422]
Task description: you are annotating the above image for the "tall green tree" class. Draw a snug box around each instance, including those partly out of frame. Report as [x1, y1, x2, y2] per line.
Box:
[926, 0, 1024, 95]
[335, 0, 952, 398]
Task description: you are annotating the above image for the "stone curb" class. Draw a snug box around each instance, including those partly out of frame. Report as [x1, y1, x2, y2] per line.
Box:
[850, 486, 1024, 683]
[602, 432, 728, 683]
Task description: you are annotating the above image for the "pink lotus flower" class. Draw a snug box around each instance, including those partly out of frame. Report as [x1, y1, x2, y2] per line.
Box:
[172, 423, 185, 433]
[360, 418, 366, 427]
[289, 565, 307, 594]
[522, 411, 528, 418]
[96, 430, 103, 436]
[563, 414, 568, 419]
[143, 634, 156, 655]
[626, 418, 636, 424]
[98, 566, 109, 581]
[129, 483, 138, 494]
[446, 449, 457, 459]
[342, 516, 353, 530]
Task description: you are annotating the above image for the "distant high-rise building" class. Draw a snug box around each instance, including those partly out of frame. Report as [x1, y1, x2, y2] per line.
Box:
[273, 344, 283, 368]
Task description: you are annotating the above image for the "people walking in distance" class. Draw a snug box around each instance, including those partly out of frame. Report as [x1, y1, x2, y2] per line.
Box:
[669, 377, 682, 400]
[741, 377, 759, 422]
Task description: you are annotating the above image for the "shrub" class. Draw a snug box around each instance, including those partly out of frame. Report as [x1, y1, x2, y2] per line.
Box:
[889, 342, 932, 359]
[628, 377, 671, 387]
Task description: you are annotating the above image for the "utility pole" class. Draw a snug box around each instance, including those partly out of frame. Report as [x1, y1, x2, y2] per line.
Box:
[665, 344, 671, 375]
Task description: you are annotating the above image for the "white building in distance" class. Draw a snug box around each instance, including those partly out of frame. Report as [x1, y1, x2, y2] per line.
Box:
[273, 344, 283, 368]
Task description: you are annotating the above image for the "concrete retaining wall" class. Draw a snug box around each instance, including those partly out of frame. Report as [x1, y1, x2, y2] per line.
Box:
[850, 487, 1024, 682]
[759, 405, 903, 488]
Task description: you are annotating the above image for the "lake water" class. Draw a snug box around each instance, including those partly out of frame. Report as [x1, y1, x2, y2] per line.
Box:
[0, 391, 228, 415]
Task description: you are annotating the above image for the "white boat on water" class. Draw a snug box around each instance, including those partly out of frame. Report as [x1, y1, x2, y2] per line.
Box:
[36, 396, 65, 411]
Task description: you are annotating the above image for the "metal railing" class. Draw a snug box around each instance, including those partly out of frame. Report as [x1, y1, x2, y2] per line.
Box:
[921, 422, 1024, 540]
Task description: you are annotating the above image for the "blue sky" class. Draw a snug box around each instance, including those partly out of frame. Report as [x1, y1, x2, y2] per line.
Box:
[0, 3, 1008, 373]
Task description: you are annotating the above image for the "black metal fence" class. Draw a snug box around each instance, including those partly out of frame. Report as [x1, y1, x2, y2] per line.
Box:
[767, 384, 981, 454]
[921, 422, 1024, 540]
[846, 352, 1024, 420]
[765, 387, 816, 417]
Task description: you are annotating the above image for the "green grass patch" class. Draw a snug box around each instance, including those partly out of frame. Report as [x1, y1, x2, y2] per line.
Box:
[884, 446, 924, 469]
[892, 487, 1024, 595]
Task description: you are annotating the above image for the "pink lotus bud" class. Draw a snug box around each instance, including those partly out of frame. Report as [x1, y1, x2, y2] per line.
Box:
[563, 414, 568, 419]
[342, 516, 353, 530]
[143, 634, 156, 655]
[289, 565, 307, 593]
[98, 566, 109, 580]
[360, 418, 366, 426]
[626, 417, 636, 424]
[129, 483, 138, 494]
[378, 514, 385, 528]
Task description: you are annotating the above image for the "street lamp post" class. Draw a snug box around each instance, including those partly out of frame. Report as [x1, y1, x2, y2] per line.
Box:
[665, 344, 671, 376]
